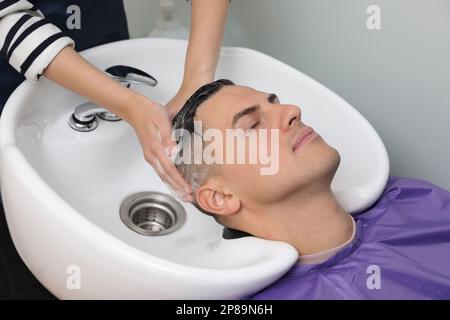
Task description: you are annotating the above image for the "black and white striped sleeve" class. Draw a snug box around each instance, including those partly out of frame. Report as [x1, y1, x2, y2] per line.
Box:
[0, 0, 75, 81]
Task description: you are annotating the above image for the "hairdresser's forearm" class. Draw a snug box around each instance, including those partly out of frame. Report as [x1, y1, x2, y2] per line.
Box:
[183, 0, 229, 85]
[43, 46, 147, 123]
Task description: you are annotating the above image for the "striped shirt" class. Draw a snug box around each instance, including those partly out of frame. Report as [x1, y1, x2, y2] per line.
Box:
[0, 0, 74, 80]
[0, 0, 128, 110]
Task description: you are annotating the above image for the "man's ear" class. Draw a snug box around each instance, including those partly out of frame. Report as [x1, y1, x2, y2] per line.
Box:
[196, 185, 241, 217]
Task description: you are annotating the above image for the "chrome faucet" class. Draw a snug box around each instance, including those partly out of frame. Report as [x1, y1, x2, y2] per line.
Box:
[68, 65, 158, 132]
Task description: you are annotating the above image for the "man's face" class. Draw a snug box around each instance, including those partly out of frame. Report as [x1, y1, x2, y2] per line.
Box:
[195, 85, 340, 206]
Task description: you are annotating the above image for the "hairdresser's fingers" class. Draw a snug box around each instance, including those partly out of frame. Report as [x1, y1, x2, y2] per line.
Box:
[154, 167, 169, 188]
[145, 154, 178, 191]
[147, 155, 193, 203]
[145, 124, 192, 194]
[145, 146, 182, 194]
[153, 142, 192, 194]
[158, 166, 193, 203]
[182, 193, 194, 203]
[152, 162, 171, 187]
[153, 110, 175, 148]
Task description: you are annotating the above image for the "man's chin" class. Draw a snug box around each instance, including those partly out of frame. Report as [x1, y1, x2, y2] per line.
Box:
[290, 156, 341, 188]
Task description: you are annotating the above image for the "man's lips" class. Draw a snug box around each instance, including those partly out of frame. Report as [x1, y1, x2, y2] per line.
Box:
[292, 127, 318, 152]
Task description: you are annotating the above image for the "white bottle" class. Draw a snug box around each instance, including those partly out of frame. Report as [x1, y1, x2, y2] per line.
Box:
[148, 0, 190, 40]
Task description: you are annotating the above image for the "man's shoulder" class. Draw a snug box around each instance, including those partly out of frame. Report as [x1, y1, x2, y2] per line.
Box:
[351, 175, 450, 255]
[358, 175, 450, 222]
[382, 175, 450, 200]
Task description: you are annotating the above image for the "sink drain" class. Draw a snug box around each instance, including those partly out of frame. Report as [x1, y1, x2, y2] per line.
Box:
[120, 192, 186, 236]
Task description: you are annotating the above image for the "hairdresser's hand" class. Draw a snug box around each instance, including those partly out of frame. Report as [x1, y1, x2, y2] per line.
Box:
[166, 0, 228, 116]
[165, 88, 192, 120]
[165, 76, 212, 119]
[42, 46, 193, 201]
[126, 95, 194, 202]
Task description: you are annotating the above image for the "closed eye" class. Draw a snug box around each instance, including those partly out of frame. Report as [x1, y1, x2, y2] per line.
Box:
[233, 94, 279, 129]
[250, 121, 260, 129]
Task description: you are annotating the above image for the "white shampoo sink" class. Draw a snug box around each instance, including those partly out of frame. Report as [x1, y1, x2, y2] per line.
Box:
[0, 38, 388, 299]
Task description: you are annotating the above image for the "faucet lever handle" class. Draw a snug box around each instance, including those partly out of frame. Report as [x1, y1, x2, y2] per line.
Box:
[69, 66, 158, 132]
[105, 65, 158, 87]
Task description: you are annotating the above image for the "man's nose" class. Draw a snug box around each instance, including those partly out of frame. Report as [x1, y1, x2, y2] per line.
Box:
[280, 105, 301, 131]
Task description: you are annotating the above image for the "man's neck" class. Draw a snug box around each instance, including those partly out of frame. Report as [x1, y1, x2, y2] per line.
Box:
[248, 186, 354, 256]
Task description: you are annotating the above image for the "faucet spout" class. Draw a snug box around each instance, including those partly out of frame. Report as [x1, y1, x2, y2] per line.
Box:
[69, 65, 158, 132]
[105, 65, 158, 87]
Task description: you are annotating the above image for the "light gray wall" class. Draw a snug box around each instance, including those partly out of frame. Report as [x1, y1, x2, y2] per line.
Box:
[124, 0, 450, 191]
[123, 0, 159, 38]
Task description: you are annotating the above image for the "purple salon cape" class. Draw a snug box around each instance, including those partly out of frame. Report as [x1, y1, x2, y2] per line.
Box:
[244, 176, 450, 299]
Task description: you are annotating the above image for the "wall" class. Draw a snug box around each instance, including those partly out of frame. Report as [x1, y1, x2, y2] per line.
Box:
[123, 0, 450, 191]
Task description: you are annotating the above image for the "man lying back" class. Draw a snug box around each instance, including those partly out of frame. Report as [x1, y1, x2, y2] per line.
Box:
[172, 79, 450, 300]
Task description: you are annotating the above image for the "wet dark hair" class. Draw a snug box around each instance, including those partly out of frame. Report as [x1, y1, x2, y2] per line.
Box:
[172, 79, 253, 239]
[172, 79, 235, 221]
[172, 79, 235, 130]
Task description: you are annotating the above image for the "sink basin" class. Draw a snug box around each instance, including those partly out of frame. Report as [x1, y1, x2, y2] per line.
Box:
[0, 38, 388, 299]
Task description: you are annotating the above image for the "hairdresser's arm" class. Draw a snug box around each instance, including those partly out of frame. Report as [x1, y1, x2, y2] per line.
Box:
[44, 46, 193, 200]
[166, 0, 229, 117]
[0, 1, 192, 200]
[44, 47, 142, 124]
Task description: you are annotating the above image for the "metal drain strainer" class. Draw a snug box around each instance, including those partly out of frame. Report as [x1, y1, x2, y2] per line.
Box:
[120, 192, 186, 236]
